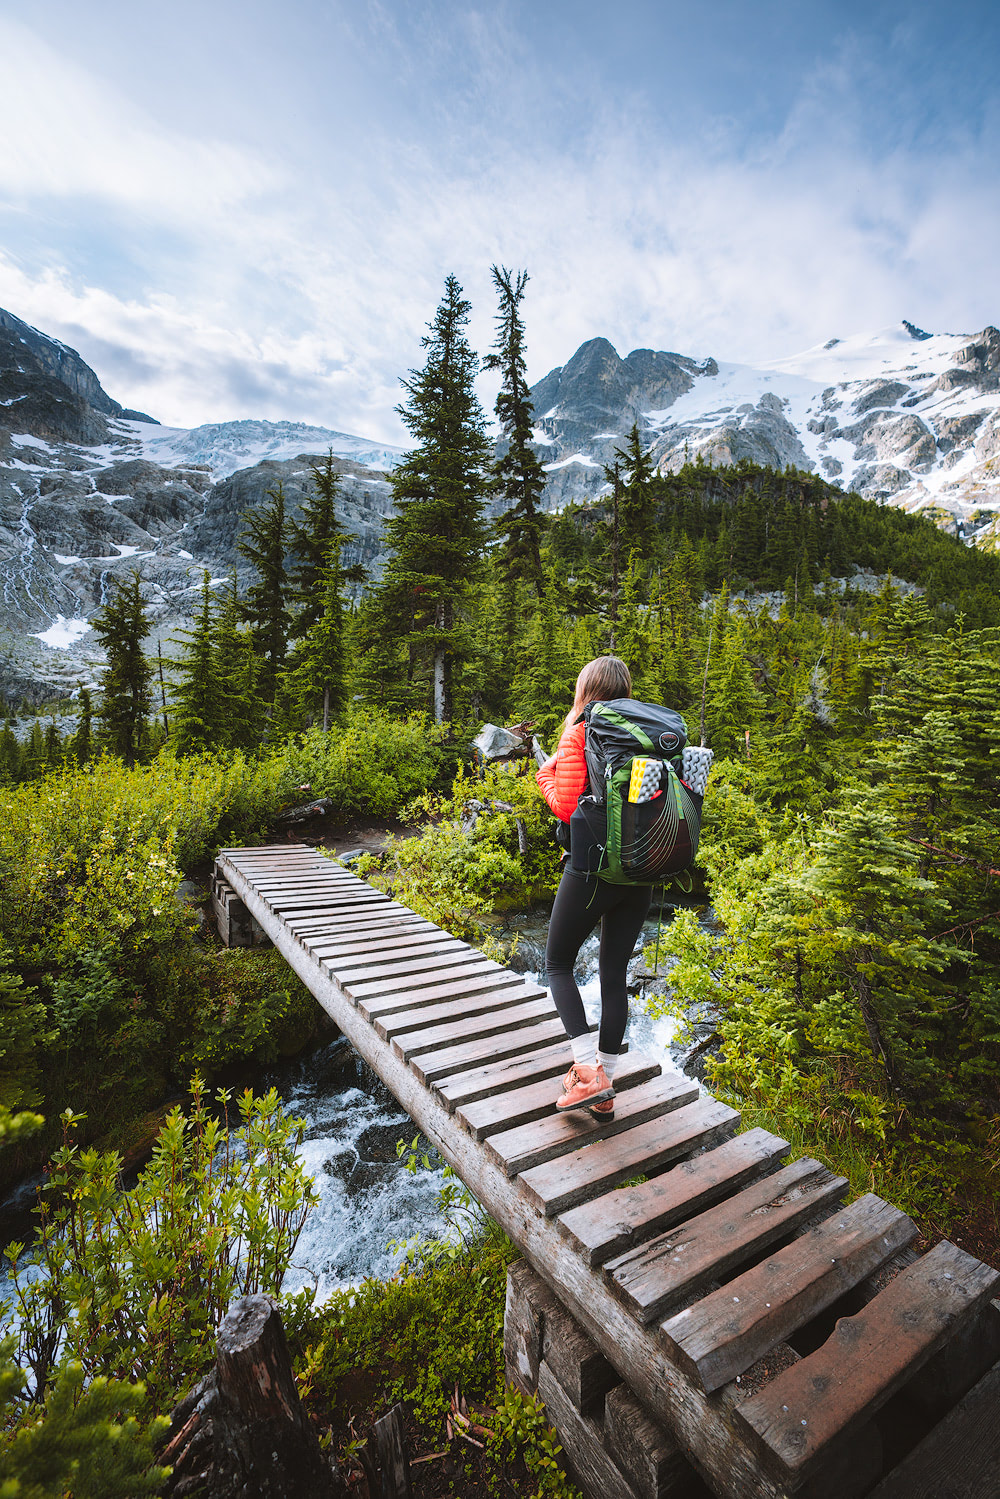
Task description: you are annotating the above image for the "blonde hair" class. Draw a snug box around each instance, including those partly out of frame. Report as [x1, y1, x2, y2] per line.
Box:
[563, 655, 632, 737]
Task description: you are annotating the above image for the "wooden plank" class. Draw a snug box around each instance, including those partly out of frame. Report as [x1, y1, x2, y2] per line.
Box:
[391, 998, 556, 1060]
[604, 1383, 708, 1499]
[228, 865, 336, 882]
[258, 882, 362, 900]
[345, 958, 505, 1001]
[288, 908, 425, 934]
[660, 1193, 919, 1394]
[604, 1159, 848, 1325]
[736, 1241, 1000, 1481]
[410, 1018, 569, 1085]
[371, 983, 548, 1037]
[519, 1096, 740, 1217]
[539, 1279, 621, 1416]
[350, 967, 524, 1013]
[504, 1258, 560, 1395]
[488, 1073, 701, 1179]
[329, 946, 485, 986]
[457, 1051, 661, 1141]
[223, 856, 328, 870]
[867, 1356, 1000, 1499]
[558, 1128, 789, 1268]
[319, 940, 477, 976]
[266, 890, 389, 911]
[359, 973, 541, 1022]
[435, 1039, 580, 1112]
[306, 929, 466, 962]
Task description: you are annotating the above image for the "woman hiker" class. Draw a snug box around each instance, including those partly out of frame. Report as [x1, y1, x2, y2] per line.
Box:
[535, 656, 653, 1116]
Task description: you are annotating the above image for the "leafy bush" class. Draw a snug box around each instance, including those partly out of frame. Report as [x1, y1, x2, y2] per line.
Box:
[363, 764, 561, 940]
[278, 709, 445, 818]
[2, 1080, 318, 1414]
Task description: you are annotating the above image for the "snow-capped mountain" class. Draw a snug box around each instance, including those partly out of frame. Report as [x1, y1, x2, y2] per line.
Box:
[530, 323, 1000, 541]
[0, 308, 403, 703]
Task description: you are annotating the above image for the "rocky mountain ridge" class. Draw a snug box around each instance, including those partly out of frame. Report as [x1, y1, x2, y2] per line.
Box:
[530, 324, 1000, 540]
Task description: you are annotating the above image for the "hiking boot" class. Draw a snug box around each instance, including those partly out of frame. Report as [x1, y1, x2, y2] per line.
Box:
[588, 1096, 615, 1119]
[556, 1063, 613, 1112]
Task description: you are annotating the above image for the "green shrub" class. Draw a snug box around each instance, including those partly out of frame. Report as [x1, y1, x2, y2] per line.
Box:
[0, 1342, 168, 1499]
[2, 1080, 318, 1414]
[278, 709, 445, 818]
[363, 764, 560, 939]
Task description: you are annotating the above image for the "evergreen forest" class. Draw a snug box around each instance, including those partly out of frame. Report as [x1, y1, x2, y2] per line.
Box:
[2, 269, 999, 1495]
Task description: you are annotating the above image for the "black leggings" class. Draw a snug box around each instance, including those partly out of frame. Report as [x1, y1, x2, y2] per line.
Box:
[544, 866, 652, 1056]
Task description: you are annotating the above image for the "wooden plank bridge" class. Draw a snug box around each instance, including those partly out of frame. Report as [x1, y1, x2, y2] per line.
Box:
[214, 844, 1000, 1499]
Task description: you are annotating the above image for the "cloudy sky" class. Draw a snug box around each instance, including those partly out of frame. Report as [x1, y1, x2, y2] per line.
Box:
[1, 0, 997, 442]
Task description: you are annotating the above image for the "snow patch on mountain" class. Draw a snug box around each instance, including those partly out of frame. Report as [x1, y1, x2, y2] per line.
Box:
[133, 419, 405, 480]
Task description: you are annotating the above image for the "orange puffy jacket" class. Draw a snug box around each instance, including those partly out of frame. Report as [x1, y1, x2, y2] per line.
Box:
[535, 718, 588, 823]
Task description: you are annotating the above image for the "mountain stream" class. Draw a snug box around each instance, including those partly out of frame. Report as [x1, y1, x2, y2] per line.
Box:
[1, 907, 709, 1312]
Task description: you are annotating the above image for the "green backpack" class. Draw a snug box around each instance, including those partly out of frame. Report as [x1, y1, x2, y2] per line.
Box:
[569, 697, 710, 885]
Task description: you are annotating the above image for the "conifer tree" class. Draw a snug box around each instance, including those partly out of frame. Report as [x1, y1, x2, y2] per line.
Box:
[617, 550, 656, 694]
[286, 538, 349, 731]
[171, 572, 221, 754]
[614, 422, 658, 561]
[484, 265, 547, 601]
[0, 719, 20, 784]
[92, 572, 153, 767]
[23, 720, 46, 780]
[214, 574, 265, 750]
[287, 452, 364, 637]
[71, 688, 93, 765]
[598, 459, 624, 643]
[238, 483, 290, 703]
[373, 274, 491, 722]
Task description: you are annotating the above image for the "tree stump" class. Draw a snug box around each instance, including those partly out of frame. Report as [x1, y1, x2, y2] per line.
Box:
[373, 1402, 413, 1498]
[159, 1295, 343, 1498]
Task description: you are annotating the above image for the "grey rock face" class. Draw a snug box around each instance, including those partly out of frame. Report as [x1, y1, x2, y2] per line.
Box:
[840, 411, 937, 472]
[852, 380, 910, 415]
[531, 338, 703, 449]
[189, 454, 392, 577]
[0, 307, 157, 423]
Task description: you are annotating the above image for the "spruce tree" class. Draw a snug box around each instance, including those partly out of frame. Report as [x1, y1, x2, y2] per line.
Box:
[613, 422, 658, 561]
[287, 452, 364, 638]
[71, 689, 93, 765]
[238, 483, 290, 704]
[214, 574, 265, 750]
[285, 538, 349, 731]
[373, 274, 491, 722]
[171, 572, 221, 754]
[484, 265, 547, 600]
[92, 572, 153, 767]
[0, 719, 21, 784]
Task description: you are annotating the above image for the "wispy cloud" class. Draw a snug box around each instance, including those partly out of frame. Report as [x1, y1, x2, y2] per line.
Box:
[0, 4, 997, 441]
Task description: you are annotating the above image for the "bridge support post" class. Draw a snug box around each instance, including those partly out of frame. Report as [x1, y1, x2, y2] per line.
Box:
[212, 864, 271, 947]
[505, 1259, 711, 1499]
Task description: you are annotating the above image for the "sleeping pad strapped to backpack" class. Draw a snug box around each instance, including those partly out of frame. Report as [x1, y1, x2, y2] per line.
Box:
[568, 697, 707, 884]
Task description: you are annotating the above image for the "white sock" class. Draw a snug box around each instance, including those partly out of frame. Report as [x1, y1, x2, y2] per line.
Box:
[598, 1049, 619, 1081]
[571, 1034, 597, 1067]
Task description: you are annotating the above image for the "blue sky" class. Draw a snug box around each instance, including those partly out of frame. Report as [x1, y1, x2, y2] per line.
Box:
[1, 0, 997, 440]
